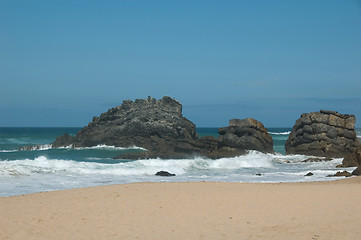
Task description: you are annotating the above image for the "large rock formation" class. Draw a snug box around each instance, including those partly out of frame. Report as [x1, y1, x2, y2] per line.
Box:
[285, 110, 359, 158]
[53, 96, 200, 158]
[50, 96, 274, 159]
[217, 118, 274, 154]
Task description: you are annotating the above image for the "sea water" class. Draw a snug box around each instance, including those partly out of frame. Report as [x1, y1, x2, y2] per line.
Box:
[0, 127, 359, 196]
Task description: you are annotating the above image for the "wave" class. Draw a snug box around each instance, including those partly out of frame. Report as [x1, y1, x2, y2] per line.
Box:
[269, 131, 291, 135]
[0, 151, 275, 177]
[29, 144, 53, 151]
[1, 151, 344, 181]
[0, 150, 18, 153]
[17, 144, 146, 152]
[0, 137, 34, 145]
[270, 153, 343, 164]
[73, 144, 146, 151]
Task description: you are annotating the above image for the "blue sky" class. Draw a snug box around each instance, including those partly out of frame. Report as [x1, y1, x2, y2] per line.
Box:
[1, 0, 361, 127]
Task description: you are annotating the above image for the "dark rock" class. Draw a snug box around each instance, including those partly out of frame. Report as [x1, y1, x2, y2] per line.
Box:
[18, 144, 51, 151]
[305, 172, 314, 176]
[302, 157, 332, 163]
[199, 136, 218, 151]
[352, 166, 361, 176]
[155, 171, 176, 177]
[50, 96, 274, 160]
[327, 171, 352, 177]
[52, 133, 74, 148]
[53, 96, 199, 159]
[217, 118, 274, 154]
[285, 110, 359, 158]
[337, 147, 361, 168]
[20, 133, 74, 151]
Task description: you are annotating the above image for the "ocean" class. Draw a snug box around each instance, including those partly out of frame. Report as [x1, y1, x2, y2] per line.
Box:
[1, 127, 360, 197]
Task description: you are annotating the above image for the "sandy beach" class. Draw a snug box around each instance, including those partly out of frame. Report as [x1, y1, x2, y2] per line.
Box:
[1, 177, 361, 240]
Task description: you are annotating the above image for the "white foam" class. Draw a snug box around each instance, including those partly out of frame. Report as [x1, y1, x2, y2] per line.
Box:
[57, 145, 73, 149]
[269, 131, 291, 135]
[0, 150, 350, 196]
[0, 151, 344, 179]
[0, 156, 183, 177]
[31, 144, 53, 151]
[136, 151, 275, 173]
[18, 144, 54, 151]
[0, 151, 275, 178]
[86, 157, 111, 160]
[19, 144, 145, 151]
[73, 144, 146, 151]
[208, 151, 274, 169]
[0, 150, 18, 153]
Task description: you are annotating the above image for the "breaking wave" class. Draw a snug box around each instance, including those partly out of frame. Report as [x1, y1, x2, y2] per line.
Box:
[0, 151, 275, 177]
[0, 150, 18, 153]
[73, 144, 146, 151]
[18, 144, 145, 152]
[269, 131, 291, 135]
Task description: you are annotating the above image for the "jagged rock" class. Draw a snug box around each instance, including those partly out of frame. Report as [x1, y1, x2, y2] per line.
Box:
[20, 133, 73, 151]
[155, 171, 176, 177]
[53, 96, 199, 158]
[52, 133, 74, 148]
[302, 157, 332, 163]
[18, 144, 52, 151]
[204, 146, 247, 159]
[199, 136, 218, 151]
[50, 96, 274, 159]
[78, 96, 196, 147]
[337, 147, 361, 168]
[352, 166, 361, 176]
[327, 171, 352, 177]
[305, 172, 314, 176]
[217, 118, 274, 154]
[285, 110, 359, 158]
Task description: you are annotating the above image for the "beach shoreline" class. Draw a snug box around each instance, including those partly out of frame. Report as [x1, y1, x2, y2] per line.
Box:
[1, 177, 361, 240]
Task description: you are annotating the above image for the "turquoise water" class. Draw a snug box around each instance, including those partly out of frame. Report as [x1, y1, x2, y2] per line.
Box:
[0, 127, 359, 196]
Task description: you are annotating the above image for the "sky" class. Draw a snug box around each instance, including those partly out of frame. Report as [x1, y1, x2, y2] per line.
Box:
[1, 0, 361, 128]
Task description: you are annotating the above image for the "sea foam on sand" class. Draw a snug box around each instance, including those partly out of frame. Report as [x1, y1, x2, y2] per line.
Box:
[1, 177, 361, 240]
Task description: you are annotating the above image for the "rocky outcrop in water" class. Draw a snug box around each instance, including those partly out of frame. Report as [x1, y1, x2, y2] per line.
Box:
[336, 146, 361, 176]
[118, 117, 274, 159]
[337, 147, 361, 168]
[155, 171, 176, 177]
[53, 96, 200, 158]
[352, 166, 361, 176]
[52, 133, 74, 148]
[285, 110, 359, 158]
[50, 96, 273, 159]
[327, 171, 352, 178]
[217, 118, 274, 154]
